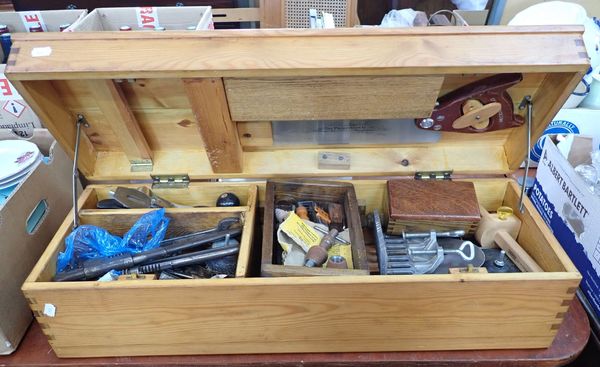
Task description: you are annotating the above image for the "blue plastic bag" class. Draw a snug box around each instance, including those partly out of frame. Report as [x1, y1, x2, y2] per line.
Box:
[56, 208, 170, 273]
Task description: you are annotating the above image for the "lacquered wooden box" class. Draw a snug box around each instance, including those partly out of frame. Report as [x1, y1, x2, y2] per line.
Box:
[7, 26, 586, 357]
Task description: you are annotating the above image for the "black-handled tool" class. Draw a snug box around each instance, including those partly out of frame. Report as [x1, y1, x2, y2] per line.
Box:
[55, 218, 241, 282]
[131, 244, 240, 274]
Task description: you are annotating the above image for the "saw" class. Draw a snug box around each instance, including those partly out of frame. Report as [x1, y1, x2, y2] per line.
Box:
[416, 73, 525, 133]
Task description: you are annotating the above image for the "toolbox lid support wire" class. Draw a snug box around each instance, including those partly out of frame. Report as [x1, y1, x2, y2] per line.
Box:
[72, 114, 88, 229]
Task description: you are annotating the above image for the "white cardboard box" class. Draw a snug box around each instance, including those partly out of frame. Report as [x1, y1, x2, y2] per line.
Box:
[0, 9, 87, 33]
[0, 10, 88, 138]
[71, 6, 213, 31]
[530, 137, 600, 320]
[530, 108, 600, 164]
[0, 65, 42, 139]
[0, 129, 80, 354]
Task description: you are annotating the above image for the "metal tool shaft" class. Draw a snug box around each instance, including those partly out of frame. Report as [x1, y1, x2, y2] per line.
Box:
[135, 244, 239, 274]
[385, 230, 465, 241]
[55, 227, 241, 281]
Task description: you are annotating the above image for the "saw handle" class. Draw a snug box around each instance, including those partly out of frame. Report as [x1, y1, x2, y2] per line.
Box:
[417, 73, 525, 133]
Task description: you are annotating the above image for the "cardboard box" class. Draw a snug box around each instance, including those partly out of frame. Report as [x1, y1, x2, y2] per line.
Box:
[0, 10, 88, 138]
[530, 108, 600, 164]
[0, 65, 42, 139]
[0, 129, 79, 354]
[530, 137, 600, 320]
[0, 9, 87, 33]
[0, 10, 87, 138]
[71, 6, 213, 31]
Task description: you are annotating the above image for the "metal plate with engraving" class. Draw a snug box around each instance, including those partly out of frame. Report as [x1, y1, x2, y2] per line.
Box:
[272, 119, 441, 146]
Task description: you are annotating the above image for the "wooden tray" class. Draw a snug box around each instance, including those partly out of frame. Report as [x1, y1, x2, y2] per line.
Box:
[261, 180, 369, 277]
[6, 26, 587, 357]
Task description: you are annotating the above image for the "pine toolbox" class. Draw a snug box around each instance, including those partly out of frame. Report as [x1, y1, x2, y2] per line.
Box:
[6, 27, 587, 357]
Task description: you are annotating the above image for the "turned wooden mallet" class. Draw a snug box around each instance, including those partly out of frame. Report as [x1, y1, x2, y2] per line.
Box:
[476, 205, 543, 272]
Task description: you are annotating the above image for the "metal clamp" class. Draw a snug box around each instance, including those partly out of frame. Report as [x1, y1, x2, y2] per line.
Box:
[373, 210, 472, 275]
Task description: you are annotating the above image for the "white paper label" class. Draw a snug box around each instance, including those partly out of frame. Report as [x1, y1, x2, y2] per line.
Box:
[20, 11, 47, 32]
[136, 7, 160, 29]
[0, 73, 22, 101]
[43, 303, 56, 317]
[31, 46, 52, 57]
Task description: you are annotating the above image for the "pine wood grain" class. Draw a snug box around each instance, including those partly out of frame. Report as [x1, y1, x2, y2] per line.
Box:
[13, 26, 585, 357]
[183, 78, 243, 173]
[24, 273, 578, 357]
[261, 264, 369, 277]
[84, 184, 257, 209]
[10, 80, 97, 176]
[22, 179, 581, 357]
[87, 144, 508, 181]
[3, 300, 590, 366]
[225, 76, 442, 121]
[5, 27, 588, 80]
[88, 80, 153, 163]
[236, 185, 258, 277]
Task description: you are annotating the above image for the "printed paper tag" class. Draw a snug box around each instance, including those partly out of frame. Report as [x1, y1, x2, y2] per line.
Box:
[136, 7, 160, 29]
[20, 11, 47, 32]
[279, 213, 321, 252]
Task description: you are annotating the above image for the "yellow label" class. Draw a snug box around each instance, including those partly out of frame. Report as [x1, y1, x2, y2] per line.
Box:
[279, 213, 321, 247]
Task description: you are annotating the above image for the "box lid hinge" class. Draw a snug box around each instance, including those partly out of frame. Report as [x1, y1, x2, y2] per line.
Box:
[151, 174, 190, 189]
[130, 159, 153, 172]
[414, 170, 453, 180]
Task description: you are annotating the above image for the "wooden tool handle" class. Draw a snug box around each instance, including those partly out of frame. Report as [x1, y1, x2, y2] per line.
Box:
[452, 102, 501, 129]
[494, 231, 543, 272]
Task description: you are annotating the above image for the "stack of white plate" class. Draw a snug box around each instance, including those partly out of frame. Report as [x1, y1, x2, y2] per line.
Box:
[0, 140, 41, 191]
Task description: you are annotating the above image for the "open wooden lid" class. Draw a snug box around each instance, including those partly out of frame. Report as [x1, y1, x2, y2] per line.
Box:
[5, 26, 588, 182]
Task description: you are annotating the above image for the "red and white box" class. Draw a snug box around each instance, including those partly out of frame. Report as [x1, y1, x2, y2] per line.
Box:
[0, 65, 42, 138]
[0, 9, 87, 33]
[71, 6, 213, 31]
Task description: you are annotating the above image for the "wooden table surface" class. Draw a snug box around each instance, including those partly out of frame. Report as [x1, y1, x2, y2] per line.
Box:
[0, 297, 589, 367]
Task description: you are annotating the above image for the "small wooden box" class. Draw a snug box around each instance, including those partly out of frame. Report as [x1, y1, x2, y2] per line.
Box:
[386, 179, 481, 235]
[7, 26, 587, 357]
[261, 180, 369, 277]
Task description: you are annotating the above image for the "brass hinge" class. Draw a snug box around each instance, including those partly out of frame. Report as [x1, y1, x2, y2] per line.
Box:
[414, 170, 453, 180]
[130, 159, 153, 172]
[151, 174, 190, 189]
